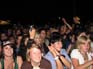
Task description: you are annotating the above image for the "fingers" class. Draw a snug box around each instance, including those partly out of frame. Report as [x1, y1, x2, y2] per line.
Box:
[29, 28, 36, 39]
[48, 45, 60, 57]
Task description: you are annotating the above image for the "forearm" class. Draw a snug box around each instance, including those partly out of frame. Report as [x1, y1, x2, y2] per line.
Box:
[75, 60, 93, 69]
[60, 56, 71, 69]
[65, 22, 72, 30]
[55, 59, 64, 69]
[54, 56, 64, 69]
[66, 44, 72, 54]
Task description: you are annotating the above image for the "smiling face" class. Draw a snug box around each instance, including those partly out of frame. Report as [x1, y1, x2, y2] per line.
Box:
[29, 44, 42, 64]
[52, 40, 62, 52]
[40, 30, 46, 40]
[80, 40, 90, 53]
[34, 34, 42, 45]
[76, 36, 91, 53]
[3, 45, 13, 57]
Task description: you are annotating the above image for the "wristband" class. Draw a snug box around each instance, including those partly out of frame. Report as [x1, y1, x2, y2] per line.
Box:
[54, 55, 60, 60]
[54, 56, 59, 60]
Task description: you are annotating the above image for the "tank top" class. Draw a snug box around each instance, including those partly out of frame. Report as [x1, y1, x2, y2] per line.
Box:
[1, 59, 18, 69]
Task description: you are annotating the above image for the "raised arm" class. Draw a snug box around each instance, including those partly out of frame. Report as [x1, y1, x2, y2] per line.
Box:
[62, 18, 72, 30]
[29, 26, 36, 39]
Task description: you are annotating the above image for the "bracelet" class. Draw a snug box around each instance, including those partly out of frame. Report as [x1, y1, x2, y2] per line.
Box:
[54, 56, 59, 60]
[54, 55, 61, 60]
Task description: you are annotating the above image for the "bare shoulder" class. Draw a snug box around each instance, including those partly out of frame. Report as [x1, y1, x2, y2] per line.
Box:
[17, 56, 23, 61]
[0, 61, 2, 69]
[16, 56, 23, 68]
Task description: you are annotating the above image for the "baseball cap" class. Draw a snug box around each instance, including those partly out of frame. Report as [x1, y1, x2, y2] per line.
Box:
[2, 40, 14, 48]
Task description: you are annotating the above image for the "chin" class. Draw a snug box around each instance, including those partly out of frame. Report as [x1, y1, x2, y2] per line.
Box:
[35, 60, 41, 63]
[84, 50, 88, 53]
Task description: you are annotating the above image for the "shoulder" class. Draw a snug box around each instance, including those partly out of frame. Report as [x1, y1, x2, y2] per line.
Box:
[71, 49, 79, 54]
[61, 49, 68, 55]
[70, 49, 80, 58]
[40, 58, 52, 69]
[17, 56, 23, 63]
[22, 61, 31, 66]
[45, 52, 52, 57]
[44, 52, 54, 60]
[21, 61, 32, 69]
[61, 49, 67, 52]
[16, 56, 23, 68]
[17, 56, 22, 60]
[42, 57, 51, 64]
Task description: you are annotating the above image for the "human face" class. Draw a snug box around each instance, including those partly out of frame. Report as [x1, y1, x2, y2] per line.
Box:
[80, 41, 90, 53]
[29, 47, 42, 63]
[53, 40, 62, 52]
[40, 30, 46, 40]
[34, 35, 41, 45]
[3, 45, 13, 57]
[1, 33, 7, 41]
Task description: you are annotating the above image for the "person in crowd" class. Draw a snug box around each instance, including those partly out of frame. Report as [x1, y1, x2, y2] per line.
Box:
[70, 35, 93, 69]
[0, 40, 23, 69]
[27, 26, 49, 56]
[45, 32, 71, 69]
[21, 41, 52, 69]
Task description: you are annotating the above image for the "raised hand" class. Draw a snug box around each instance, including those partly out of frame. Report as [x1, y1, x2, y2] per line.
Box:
[62, 18, 67, 24]
[29, 27, 36, 39]
[48, 45, 60, 58]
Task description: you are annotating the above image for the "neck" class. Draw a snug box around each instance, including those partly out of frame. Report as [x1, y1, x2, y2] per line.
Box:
[80, 50, 86, 55]
[31, 61, 40, 67]
[4, 56, 13, 61]
[80, 50, 88, 60]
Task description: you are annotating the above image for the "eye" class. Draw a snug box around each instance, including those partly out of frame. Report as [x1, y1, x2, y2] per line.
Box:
[5, 47, 8, 49]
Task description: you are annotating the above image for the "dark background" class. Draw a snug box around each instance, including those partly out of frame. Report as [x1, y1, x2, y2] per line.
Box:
[0, 0, 93, 25]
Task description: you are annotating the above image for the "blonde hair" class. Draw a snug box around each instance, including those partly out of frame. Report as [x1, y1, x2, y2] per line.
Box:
[76, 35, 91, 51]
[34, 33, 40, 40]
[26, 43, 42, 62]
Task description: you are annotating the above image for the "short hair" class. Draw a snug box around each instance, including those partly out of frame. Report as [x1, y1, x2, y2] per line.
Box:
[49, 32, 61, 45]
[26, 41, 42, 62]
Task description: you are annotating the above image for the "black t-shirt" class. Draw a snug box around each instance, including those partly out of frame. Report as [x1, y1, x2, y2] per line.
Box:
[72, 23, 84, 34]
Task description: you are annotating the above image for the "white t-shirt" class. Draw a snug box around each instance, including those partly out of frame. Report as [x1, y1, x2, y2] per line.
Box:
[70, 49, 92, 69]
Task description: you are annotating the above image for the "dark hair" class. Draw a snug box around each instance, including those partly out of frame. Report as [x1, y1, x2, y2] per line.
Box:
[38, 27, 46, 34]
[2, 40, 14, 48]
[49, 32, 61, 45]
[27, 39, 36, 49]
[2, 40, 17, 59]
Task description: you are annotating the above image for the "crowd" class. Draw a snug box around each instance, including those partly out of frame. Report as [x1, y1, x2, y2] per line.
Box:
[0, 16, 93, 69]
